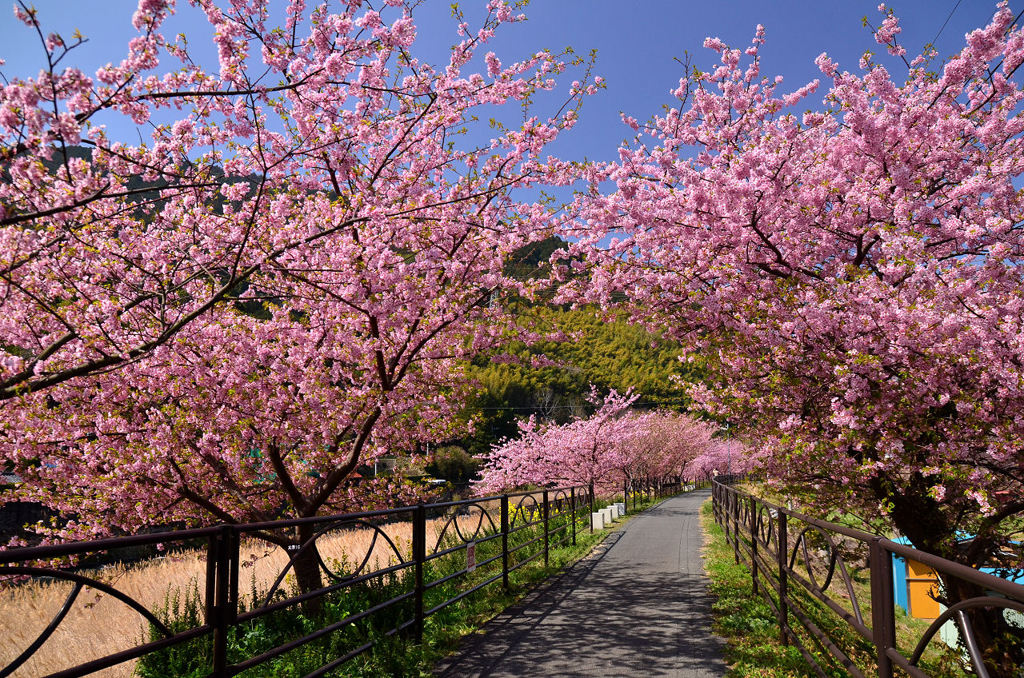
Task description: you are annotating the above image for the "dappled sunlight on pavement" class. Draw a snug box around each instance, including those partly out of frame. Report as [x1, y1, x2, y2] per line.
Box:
[435, 490, 726, 677]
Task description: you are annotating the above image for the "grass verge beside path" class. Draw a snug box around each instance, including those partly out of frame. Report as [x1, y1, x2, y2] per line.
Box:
[700, 500, 816, 677]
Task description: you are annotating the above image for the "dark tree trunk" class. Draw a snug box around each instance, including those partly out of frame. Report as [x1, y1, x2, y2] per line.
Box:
[289, 523, 325, 616]
[877, 475, 1023, 677]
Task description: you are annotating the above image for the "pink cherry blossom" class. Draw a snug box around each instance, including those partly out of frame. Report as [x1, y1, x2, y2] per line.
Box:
[564, 3, 1024, 572]
[0, 0, 598, 586]
[475, 388, 724, 495]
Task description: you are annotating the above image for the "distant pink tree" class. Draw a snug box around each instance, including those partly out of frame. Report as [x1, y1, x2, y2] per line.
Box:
[607, 410, 719, 486]
[474, 389, 644, 495]
[475, 389, 720, 495]
[686, 439, 753, 479]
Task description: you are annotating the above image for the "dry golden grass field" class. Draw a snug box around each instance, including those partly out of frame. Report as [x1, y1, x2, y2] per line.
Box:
[1, 512, 494, 677]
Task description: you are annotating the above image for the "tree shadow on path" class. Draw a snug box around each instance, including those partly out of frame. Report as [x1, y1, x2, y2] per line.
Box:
[434, 491, 727, 678]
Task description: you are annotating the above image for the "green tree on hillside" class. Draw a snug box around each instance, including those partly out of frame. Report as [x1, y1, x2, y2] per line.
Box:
[453, 305, 703, 456]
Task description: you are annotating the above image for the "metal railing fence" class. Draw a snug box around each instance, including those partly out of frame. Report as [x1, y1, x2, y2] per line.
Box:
[712, 480, 1024, 678]
[1, 478, 697, 677]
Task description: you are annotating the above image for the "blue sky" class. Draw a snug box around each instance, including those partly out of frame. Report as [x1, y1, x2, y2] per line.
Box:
[2, 0, 1020, 164]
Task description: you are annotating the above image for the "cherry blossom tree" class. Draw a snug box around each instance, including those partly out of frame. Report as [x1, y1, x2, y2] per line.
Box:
[475, 389, 718, 497]
[685, 439, 753, 479]
[567, 4, 1024, 666]
[0, 0, 596, 592]
[633, 410, 721, 481]
[474, 389, 644, 496]
[0, 0, 592, 399]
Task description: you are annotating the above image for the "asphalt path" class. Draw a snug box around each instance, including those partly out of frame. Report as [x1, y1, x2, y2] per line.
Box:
[434, 489, 727, 677]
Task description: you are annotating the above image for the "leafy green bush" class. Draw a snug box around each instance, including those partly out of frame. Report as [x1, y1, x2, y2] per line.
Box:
[425, 446, 480, 484]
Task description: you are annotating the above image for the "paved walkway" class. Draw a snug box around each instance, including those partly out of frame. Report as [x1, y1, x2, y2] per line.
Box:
[434, 489, 727, 677]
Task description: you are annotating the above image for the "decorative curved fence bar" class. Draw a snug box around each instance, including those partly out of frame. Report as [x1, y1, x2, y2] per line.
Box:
[712, 480, 1024, 678]
[0, 479, 692, 677]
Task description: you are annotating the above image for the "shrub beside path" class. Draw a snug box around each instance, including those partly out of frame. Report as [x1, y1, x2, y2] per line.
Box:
[434, 489, 726, 677]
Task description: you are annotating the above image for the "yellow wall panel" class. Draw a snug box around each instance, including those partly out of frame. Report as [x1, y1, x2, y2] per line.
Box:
[906, 559, 941, 619]
[907, 559, 934, 577]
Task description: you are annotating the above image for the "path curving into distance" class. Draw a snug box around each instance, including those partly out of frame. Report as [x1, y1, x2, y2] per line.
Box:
[434, 489, 727, 677]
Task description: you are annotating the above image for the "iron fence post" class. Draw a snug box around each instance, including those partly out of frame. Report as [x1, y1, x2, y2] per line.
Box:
[413, 504, 426, 642]
[543, 489, 550, 568]
[750, 496, 759, 595]
[501, 495, 510, 589]
[570, 487, 577, 545]
[733, 492, 740, 564]
[869, 538, 896, 678]
[722, 488, 731, 546]
[589, 481, 595, 532]
[723, 487, 730, 539]
[209, 524, 239, 677]
[623, 478, 628, 508]
[777, 512, 789, 645]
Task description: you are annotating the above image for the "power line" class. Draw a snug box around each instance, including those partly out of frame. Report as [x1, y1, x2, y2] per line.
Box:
[471, 399, 692, 411]
[930, 0, 964, 48]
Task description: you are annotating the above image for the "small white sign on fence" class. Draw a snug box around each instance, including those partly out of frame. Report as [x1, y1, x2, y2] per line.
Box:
[466, 540, 476, 572]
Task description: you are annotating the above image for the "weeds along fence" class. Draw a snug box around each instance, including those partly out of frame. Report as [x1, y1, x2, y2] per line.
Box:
[712, 480, 1024, 678]
[0, 479, 687, 677]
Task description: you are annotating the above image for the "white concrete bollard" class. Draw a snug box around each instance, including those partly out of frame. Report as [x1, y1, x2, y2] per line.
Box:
[591, 511, 605, 529]
[609, 504, 619, 520]
[615, 502, 626, 515]
[602, 507, 614, 524]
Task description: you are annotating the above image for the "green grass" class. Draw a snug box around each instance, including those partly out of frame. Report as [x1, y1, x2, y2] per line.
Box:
[701, 500, 818, 677]
[136, 493, 670, 677]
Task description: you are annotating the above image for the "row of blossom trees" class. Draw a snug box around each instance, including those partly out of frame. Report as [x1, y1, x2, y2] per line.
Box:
[474, 389, 749, 496]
